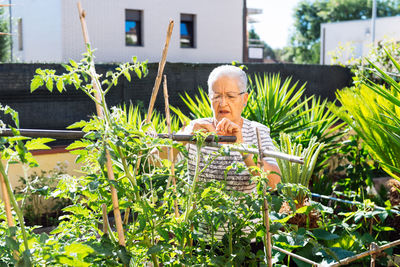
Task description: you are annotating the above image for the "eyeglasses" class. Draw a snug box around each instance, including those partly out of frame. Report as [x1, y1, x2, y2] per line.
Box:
[211, 92, 245, 102]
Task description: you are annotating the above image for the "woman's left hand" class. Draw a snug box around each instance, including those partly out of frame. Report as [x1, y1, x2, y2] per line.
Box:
[215, 118, 243, 143]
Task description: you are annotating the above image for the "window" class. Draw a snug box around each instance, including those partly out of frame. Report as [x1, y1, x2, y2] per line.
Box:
[180, 14, 195, 48]
[18, 18, 23, 51]
[125, 10, 142, 46]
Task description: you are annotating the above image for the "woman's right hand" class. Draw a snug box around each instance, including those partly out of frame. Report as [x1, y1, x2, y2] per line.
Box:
[191, 123, 216, 134]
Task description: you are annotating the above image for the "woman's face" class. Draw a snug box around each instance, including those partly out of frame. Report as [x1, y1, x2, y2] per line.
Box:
[210, 75, 248, 125]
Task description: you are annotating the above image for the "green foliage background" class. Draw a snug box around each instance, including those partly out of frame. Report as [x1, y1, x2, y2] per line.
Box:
[0, 7, 9, 62]
[281, 0, 400, 64]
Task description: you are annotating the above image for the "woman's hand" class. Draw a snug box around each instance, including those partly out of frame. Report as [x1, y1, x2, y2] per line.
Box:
[191, 123, 216, 134]
[215, 118, 243, 143]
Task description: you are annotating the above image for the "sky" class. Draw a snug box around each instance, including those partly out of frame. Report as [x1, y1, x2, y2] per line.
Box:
[247, 0, 302, 49]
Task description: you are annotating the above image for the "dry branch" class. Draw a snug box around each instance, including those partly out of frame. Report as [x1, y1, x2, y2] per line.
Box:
[146, 20, 174, 122]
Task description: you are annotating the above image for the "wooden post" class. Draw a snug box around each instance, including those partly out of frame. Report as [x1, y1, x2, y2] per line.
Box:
[329, 239, 400, 266]
[146, 20, 174, 122]
[256, 128, 272, 266]
[77, 2, 125, 246]
[0, 172, 14, 228]
[370, 242, 378, 267]
[162, 75, 179, 218]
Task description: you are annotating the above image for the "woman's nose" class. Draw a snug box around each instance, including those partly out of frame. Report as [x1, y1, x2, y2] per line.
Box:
[219, 95, 228, 106]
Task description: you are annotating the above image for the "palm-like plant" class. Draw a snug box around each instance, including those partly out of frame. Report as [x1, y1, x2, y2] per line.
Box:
[295, 96, 344, 146]
[180, 87, 213, 119]
[333, 50, 400, 181]
[243, 73, 311, 140]
[276, 133, 325, 204]
[121, 104, 181, 133]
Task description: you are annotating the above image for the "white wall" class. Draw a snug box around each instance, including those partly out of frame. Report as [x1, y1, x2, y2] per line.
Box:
[62, 0, 243, 63]
[321, 16, 400, 65]
[11, 0, 63, 62]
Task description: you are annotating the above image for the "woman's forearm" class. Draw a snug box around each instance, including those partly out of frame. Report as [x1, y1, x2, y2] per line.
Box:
[242, 154, 281, 189]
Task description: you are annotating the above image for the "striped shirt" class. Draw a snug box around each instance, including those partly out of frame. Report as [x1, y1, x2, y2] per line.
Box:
[183, 117, 278, 240]
[185, 117, 278, 193]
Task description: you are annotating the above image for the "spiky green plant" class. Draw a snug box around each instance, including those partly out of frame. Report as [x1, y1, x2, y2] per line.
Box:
[333, 49, 400, 181]
[180, 87, 213, 119]
[295, 96, 344, 146]
[120, 103, 181, 133]
[243, 73, 311, 140]
[276, 133, 324, 203]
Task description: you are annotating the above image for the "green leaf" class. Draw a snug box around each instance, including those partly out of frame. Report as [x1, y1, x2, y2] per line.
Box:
[64, 243, 94, 258]
[147, 245, 162, 255]
[123, 70, 131, 82]
[134, 67, 142, 79]
[66, 140, 89, 150]
[57, 256, 90, 267]
[25, 138, 54, 150]
[67, 120, 88, 129]
[5, 236, 19, 251]
[56, 78, 64, 92]
[30, 76, 43, 92]
[69, 59, 78, 68]
[313, 229, 339, 241]
[46, 78, 54, 92]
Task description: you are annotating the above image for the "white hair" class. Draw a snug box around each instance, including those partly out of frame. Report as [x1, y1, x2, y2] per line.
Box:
[207, 65, 247, 95]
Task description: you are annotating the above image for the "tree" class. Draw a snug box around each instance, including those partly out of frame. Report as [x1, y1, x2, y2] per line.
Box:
[285, 0, 400, 64]
[248, 28, 276, 60]
[0, 7, 9, 62]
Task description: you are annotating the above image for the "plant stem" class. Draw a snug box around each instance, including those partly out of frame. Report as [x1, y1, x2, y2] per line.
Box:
[184, 144, 201, 223]
[228, 220, 233, 260]
[116, 146, 141, 202]
[0, 160, 30, 255]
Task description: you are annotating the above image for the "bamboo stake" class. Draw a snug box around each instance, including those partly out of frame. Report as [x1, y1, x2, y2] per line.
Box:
[208, 142, 304, 164]
[329, 239, 400, 267]
[77, 2, 125, 246]
[256, 128, 272, 267]
[163, 75, 179, 218]
[370, 242, 377, 267]
[0, 170, 19, 260]
[272, 246, 320, 266]
[0, 172, 14, 227]
[146, 20, 174, 122]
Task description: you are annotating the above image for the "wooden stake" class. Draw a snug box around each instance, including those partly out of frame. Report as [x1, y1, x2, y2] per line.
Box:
[77, 2, 125, 246]
[162, 75, 179, 218]
[0, 172, 14, 227]
[256, 128, 272, 267]
[146, 20, 174, 122]
[272, 246, 320, 266]
[0, 157, 20, 260]
[370, 242, 377, 267]
[329, 239, 400, 266]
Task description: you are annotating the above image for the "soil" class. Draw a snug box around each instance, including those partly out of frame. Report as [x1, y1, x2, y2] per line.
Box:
[279, 198, 320, 228]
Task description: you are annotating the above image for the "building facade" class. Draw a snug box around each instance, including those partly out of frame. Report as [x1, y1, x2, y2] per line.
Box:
[320, 16, 400, 65]
[10, 0, 244, 63]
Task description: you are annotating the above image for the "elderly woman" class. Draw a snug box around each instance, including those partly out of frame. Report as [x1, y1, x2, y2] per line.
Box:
[182, 65, 281, 192]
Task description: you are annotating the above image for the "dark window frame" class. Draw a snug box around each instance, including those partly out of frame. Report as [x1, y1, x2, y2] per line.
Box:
[125, 9, 143, 47]
[180, 14, 196, 48]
